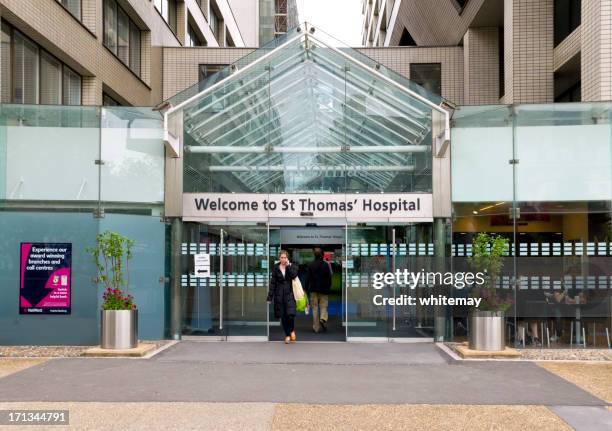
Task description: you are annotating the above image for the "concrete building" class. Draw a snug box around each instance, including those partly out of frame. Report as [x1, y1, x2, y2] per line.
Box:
[0, 1, 610, 350]
[363, 0, 612, 105]
[0, 0, 298, 107]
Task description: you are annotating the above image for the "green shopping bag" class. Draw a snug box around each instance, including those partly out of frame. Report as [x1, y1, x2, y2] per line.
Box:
[296, 295, 307, 313]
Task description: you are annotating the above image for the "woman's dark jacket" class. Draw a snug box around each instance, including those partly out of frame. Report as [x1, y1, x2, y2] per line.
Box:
[267, 263, 298, 319]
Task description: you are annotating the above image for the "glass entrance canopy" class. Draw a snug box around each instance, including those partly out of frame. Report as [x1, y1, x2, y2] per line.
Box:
[165, 23, 450, 194]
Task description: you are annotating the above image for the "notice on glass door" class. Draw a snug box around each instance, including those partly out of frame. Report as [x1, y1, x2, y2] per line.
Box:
[194, 253, 211, 278]
[20, 243, 72, 315]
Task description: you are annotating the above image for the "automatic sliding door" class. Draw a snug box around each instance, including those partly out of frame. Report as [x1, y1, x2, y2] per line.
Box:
[223, 224, 269, 338]
[345, 223, 435, 340]
[346, 224, 391, 338]
[181, 223, 269, 339]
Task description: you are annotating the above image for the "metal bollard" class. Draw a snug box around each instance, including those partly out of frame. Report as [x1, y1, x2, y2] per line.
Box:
[570, 321, 573, 349]
[582, 327, 586, 349]
[606, 327, 611, 349]
[546, 326, 550, 349]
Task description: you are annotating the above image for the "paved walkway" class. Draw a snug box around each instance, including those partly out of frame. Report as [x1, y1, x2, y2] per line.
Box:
[0, 342, 605, 405]
[0, 342, 610, 430]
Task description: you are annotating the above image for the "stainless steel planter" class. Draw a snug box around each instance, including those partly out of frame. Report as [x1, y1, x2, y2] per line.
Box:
[468, 310, 505, 351]
[101, 310, 138, 349]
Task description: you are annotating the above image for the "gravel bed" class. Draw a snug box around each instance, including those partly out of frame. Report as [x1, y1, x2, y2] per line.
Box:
[518, 348, 612, 361]
[444, 342, 612, 361]
[0, 340, 172, 358]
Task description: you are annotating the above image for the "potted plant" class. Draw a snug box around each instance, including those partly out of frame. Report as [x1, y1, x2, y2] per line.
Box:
[88, 231, 138, 349]
[467, 233, 513, 351]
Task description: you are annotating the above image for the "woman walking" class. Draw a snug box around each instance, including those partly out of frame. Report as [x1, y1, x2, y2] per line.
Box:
[267, 250, 299, 344]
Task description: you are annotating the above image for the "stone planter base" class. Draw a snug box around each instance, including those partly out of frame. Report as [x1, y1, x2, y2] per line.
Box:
[456, 343, 520, 359]
[84, 343, 154, 357]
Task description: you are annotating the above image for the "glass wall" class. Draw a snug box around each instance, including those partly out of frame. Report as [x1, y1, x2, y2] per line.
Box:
[0, 104, 167, 345]
[451, 102, 612, 348]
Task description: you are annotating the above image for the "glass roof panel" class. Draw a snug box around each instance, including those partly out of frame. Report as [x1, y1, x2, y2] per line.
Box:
[170, 23, 448, 194]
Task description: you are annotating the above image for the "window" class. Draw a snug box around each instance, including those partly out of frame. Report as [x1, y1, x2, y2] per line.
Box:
[103, 0, 141, 76]
[209, 2, 221, 43]
[57, 0, 81, 21]
[451, 0, 469, 13]
[117, 7, 129, 64]
[1, 22, 11, 103]
[555, 81, 581, 102]
[154, 0, 178, 34]
[14, 31, 39, 104]
[499, 27, 504, 98]
[40, 51, 62, 105]
[226, 30, 235, 47]
[199, 64, 225, 81]
[63, 66, 82, 105]
[198, 64, 228, 111]
[103, 92, 121, 106]
[103, 0, 117, 54]
[410, 63, 442, 97]
[1, 22, 82, 105]
[129, 21, 141, 76]
[187, 23, 206, 47]
[554, 0, 581, 46]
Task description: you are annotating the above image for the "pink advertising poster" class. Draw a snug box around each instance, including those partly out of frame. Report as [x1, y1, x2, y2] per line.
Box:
[20, 243, 72, 315]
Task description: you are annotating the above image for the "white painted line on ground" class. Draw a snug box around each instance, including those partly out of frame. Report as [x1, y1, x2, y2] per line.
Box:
[142, 340, 180, 359]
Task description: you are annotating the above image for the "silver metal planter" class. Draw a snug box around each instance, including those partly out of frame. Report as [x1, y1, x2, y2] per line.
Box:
[101, 310, 138, 349]
[469, 310, 505, 351]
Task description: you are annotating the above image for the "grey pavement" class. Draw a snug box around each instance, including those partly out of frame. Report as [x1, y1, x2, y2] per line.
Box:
[0, 341, 607, 407]
[549, 406, 612, 431]
[154, 340, 449, 365]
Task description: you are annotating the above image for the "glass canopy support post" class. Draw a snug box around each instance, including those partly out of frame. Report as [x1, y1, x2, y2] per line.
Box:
[434, 218, 447, 341]
[170, 217, 183, 340]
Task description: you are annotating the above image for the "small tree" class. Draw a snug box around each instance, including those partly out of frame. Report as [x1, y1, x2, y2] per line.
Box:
[468, 233, 513, 312]
[87, 231, 137, 311]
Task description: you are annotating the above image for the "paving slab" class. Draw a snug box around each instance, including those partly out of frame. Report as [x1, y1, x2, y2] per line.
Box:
[0, 402, 275, 431]
[0, 342, 606, 406]
[549, 406, 612, 431]
[273, 404, 572, 431]
[153, 341, 448, 365]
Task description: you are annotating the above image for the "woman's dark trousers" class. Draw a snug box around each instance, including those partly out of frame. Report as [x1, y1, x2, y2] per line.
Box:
[281, 310, 295, 336]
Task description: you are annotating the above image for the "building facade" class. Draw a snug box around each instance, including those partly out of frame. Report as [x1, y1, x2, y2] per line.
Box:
[0, 2, 611, 348]
[363, 0, 612, 105]
[0, 0, 298, 106]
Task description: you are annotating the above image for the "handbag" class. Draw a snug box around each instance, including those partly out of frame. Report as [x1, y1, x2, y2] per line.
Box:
[292, 276, 305, 301]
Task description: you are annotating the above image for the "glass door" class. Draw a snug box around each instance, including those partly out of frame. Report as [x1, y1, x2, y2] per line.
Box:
[181, 222, 269, 339]
[346, 224, 392, 339]
[345, 223, 435, 340]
